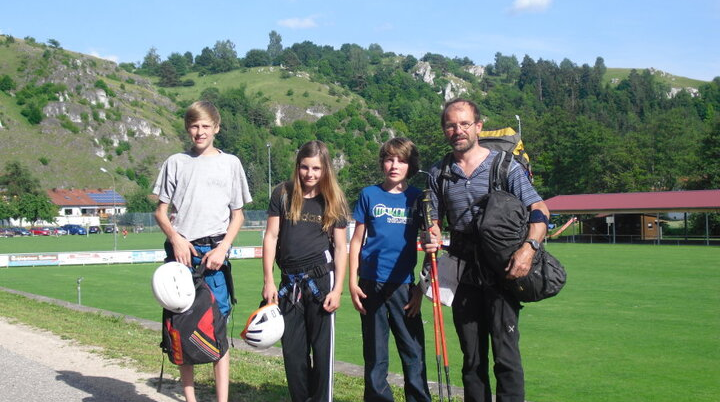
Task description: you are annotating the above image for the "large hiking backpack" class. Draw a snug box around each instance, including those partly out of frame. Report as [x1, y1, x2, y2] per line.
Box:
[160, 264, 228, 366]
[472, 152, 566, 303]
[478, 126, 532, 181]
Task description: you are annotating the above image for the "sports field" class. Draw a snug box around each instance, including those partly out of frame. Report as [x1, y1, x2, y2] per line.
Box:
[1, 238, 718, 402]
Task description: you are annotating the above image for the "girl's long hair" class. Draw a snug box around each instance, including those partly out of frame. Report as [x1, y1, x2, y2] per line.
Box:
[289, 140, 348, 232]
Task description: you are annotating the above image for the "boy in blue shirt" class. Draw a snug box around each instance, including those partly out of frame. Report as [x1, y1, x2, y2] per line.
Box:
[349, 138, 431, 402]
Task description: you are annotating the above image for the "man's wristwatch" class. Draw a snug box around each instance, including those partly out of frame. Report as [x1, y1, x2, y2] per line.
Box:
[525, 239, 540, 251]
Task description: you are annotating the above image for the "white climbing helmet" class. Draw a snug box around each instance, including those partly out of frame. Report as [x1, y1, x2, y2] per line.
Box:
[240, 303, 284, 349]
[151, 262, 196, 313]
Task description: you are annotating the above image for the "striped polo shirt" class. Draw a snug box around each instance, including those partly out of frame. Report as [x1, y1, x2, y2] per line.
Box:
[427, 149, 542, 234]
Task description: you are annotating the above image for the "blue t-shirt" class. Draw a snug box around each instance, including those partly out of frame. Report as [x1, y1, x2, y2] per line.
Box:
[353, 184, 422, 284]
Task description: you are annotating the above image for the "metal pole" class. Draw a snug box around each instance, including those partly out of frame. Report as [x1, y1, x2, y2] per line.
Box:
[77, 277, 84, 305]
[706, 213, 710, 246]
[267, 143, 272, 200]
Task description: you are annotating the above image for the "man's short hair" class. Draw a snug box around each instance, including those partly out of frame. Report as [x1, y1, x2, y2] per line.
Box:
[185, 101, 221, 130]
[378, 137, 420, 178]
[441, 98, 481, 127]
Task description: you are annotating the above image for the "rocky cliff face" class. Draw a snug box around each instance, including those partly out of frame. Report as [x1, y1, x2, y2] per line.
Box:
[272, 103, 332, 126]
[0, 38, 183, 191]
[412, 61, 485, 100]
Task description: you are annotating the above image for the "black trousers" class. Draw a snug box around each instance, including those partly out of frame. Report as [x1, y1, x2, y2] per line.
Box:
[279, 267, 335, 402]
[452, 279, 524, 402]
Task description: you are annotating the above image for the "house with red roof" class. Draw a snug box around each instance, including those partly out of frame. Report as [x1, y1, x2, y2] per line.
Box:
[46, 188, 126, 226]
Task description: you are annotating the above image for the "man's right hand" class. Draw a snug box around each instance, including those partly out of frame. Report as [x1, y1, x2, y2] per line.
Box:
[420, 227, 442, 254]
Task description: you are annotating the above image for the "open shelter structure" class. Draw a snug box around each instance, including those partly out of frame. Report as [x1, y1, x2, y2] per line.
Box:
[544, 189, 720, 245]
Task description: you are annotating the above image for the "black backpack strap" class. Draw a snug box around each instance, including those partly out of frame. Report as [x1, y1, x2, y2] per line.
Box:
[489, 151, 513, 192]
[436, 152, 455, 230]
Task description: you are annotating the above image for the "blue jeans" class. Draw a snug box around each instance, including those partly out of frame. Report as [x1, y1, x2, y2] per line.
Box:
[359, 279, 431, 402]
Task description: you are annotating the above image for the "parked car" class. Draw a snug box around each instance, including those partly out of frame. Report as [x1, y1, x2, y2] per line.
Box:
[0, 228, 15, 238]
[60, 224, 87, 235]
[30, 227, 53, 236]
[10, 227, 31, 236]
[88, 225, 100, 234]
[104, 225, 118, 233]
[54, 227, 68, 235]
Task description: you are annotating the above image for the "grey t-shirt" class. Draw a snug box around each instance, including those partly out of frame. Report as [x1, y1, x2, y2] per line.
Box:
[153, 150, 252, 241]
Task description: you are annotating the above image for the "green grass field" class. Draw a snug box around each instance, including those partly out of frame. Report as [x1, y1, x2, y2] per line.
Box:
[1, 243, 719, 402]
[603, 68, 707, 88]
[162, 67, 354, 111]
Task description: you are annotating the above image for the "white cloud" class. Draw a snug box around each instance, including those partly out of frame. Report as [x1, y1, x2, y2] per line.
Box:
[510, 0, 552, 13]
[278, 16, 318, 29]
[89, 50, 119, 63]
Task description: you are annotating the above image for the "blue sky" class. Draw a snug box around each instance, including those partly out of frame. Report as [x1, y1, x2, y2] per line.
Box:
[2, 0, 718, 81]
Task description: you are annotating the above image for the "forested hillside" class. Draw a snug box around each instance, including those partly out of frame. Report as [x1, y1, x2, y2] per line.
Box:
[1, 32, 718, 216]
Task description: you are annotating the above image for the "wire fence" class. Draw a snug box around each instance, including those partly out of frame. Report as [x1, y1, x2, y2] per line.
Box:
[117, 211, 269, 231]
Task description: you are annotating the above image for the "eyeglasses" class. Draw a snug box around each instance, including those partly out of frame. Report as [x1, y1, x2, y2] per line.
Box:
[443, 121, 475, 132]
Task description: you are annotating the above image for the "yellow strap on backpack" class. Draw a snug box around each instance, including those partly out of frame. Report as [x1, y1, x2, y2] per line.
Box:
[477, 127, 530, 165]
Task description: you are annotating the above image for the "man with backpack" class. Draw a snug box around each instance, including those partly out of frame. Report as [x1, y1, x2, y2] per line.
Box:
[422, 98, 549, 402]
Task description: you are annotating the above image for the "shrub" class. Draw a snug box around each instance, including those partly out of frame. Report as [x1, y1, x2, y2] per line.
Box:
[58, 115, 80, 133]
[38, 157, 49, 166]
[115, 141, 131, 156]
[21, 104, 43, 124]
[94, 79, 115, 97]
[0, 75, 16, 92]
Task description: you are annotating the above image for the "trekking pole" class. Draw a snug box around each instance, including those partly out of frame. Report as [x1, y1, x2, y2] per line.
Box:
[429, 252, 452, 399]
[427, 253, 445, 402]
[419, 187, 448, 401]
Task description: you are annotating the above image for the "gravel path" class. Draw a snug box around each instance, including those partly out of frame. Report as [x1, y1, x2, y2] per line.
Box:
[0, 316, 183, 402]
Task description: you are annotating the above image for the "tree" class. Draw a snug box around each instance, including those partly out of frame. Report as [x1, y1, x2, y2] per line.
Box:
[194, 47, 215, 70]
[244, 49, 270, 67]
[15, 193, 56, 224]
[141, 47, 161, 75]
[0, 197, 15, 223]
[126, 189, 155, 212]
[0, 161, 42, 196]
[47, 38, 61, 49]
[280, 49, 301, 71]
[0, 74, 16, 92]
[368, 43, 383, 65]
[158, 61, 180, 87]
[211, 39, 238, 73]
[267, 30, 283, 65]
[167, 52, 189, 75]
[183, 51, 194, 68]
[402, 55, 418, 72]
[688, 117, 720, 189]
